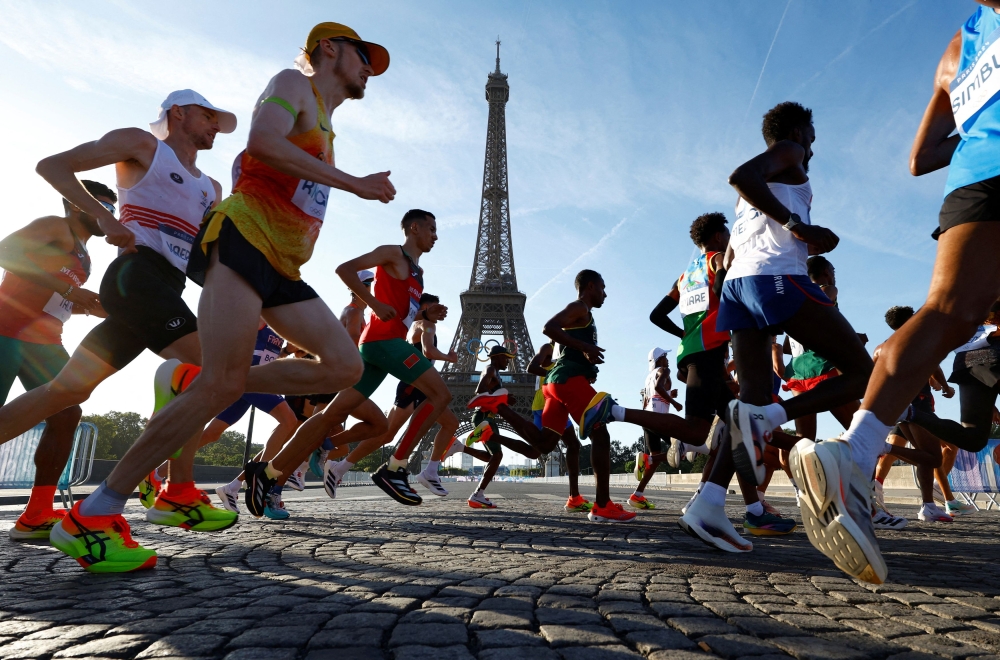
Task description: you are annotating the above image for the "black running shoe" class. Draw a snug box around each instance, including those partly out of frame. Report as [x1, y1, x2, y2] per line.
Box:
[244, 461, 277, 518]
[371, 463, 423, 506]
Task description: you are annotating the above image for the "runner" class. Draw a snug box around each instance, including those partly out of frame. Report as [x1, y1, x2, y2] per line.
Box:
[629, 348, 685, 510]
[681, 102, 873, 555]
[0, 180, 114, 540]
[792, 5, 1000, 582]
[249, 208, 452, 512]
[50, 24, 396, 572]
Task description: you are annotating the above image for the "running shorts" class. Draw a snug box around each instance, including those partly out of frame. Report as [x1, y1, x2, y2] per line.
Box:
[717, 275, 832, 332]
[0, 337, 69, 403]
[472, 409, 503, 454]
[935, 174, 1000, 239]
[81, 247, 197, 370]
[394, 379, 428, 409]
[187, 216, 318, 309]
[784, 371, 839, 394]
[678, 344, 734, 423]
[215, 393, 285, 426]
[643, 428, 665, 454]
[532, 410, 573, 431]
[541, 375, 598, 434]
[354, 339, 432, 399]
[890, 390, 935, 437]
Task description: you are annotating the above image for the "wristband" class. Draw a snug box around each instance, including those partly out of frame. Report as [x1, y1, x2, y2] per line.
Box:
[63, 284, 74, 298]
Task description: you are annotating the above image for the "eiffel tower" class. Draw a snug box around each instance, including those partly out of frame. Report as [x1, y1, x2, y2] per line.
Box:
[409, 40, 535, 472]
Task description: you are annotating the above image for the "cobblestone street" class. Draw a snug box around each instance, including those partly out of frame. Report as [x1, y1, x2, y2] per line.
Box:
[1, 481, 998, 660]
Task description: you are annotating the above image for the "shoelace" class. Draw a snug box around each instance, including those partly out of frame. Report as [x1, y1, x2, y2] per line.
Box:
[110, 519, 139, 548]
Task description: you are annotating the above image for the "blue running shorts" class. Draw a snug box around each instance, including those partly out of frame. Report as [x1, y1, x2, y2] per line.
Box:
[216, 393, 285, 425]
[717, 274, 831, 332]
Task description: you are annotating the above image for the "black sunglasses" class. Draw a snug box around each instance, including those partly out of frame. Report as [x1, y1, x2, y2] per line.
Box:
[327, 38, 371, 67]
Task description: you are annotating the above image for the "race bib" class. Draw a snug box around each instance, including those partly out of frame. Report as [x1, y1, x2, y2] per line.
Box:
[159, 224, 194, 272]
[951, 25, 1000, 135]
[42, 292, 73, 323]
[955, 324, 998, 354]
[291, 179, 330, 221]
[253, 349, 279, 364]
[678, 285, 709, 316]
[402, 296, 420, 329]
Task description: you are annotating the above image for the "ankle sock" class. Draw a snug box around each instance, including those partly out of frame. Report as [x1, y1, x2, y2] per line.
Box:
[701, 482, 727, 507]
[426, 460, 440, 475]
[25, 485, 57, 518]
[843, 410, 892, 478]
[763, 403, 788, 429]
[333, 460, 353, 479]
[264, 462, 282, 480]
[227, 477, 243, 492]
[388, 456, 407, 471]
[611, 405, 626, 422]
[746, 501, 764, 516]
[633, 489, 644, 497]
[79, 481, 130, 517]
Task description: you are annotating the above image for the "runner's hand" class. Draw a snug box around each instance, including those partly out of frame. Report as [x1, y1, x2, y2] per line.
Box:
[424, 303, 448, 322]
[67, 288, 102, 314]
[446, 350, 458, 363]
[582, 343, 605, 365]
[354, 171, 395, 203]
[791, 224, 838, 253]
[100, 216, 137, 253]
[371, 300, 397, 322]
[89, 300, 108, 318]
[942, 384, 955, 399]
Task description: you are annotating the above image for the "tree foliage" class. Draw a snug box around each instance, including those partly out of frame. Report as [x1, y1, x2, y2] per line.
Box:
[195, 430, 263, 467]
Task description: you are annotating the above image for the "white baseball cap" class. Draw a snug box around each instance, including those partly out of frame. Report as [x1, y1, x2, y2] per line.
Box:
[149, 89, 237, 140]
[648, 347, 669, 369]
[357, 270, 375, 283]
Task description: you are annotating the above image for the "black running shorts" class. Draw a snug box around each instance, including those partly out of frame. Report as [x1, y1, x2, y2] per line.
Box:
[935, 174, 1000, 239]
[642, 428, 665, 454]
[187, 216, 319, 309]
[393, 379, 428, 409]
[81, 247, 197, 370]
[678, 344, 734, 423]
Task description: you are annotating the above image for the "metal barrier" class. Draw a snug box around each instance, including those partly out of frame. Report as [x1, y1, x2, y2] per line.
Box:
[0, 422, 98, 506]
[340, 471, 374, 487]
[910, 438, 1000, 511]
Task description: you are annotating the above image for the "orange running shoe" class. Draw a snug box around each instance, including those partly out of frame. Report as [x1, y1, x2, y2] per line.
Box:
[49, 502, 156, 573]
[564, 495, 594, 512]
[588, 501, 637, 522]
[9, 508, 66, 541]
[628, 494, 656, 510]
[147, 488, 238, 531]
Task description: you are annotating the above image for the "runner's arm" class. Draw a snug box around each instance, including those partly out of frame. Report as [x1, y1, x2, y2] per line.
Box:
[527, 345, 552, 377]
[710, 252, 727, 298]
[654, 366, 673, 401]
[475, 365, 498, 394]
[35, 129, 154, 252]
[929, 364, 955, 398]
[649, 282, 683, 339]
[336, 246, 401, 321]
[910, 31, 961, 176]
[420, 323, 455, 362]
[0, 217, 101, 314]
[246, 71, 395, 203]
[543, 300, 604, 364]
[772, 337, 786, 380]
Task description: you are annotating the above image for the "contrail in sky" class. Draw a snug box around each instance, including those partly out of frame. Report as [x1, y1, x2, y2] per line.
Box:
[742, 0, 793, 127]
[526, 215, 632, 306]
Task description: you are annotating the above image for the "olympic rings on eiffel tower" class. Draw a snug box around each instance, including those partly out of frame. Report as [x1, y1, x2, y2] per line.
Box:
[466, 337, 519, 362]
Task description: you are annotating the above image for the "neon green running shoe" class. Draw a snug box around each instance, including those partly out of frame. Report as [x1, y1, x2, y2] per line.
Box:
[465, 420, 493, 446]
[50, 503, 156, 573]
[138, 470, 162, 510]
[146, 488, 238, 531]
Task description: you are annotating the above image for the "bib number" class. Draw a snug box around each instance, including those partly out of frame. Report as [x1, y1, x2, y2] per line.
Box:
[253, 349, 280, 365]
[402, 297, 420, 329]
[951, 25, 1000, 135]
[158, 224, 194, 272]
[678, 285, 709, 316]
[42, 292, 73, 323]
[291, 179, 330, 221]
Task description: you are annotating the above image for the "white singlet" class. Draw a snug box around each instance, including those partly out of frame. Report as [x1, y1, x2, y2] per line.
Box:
[726, 181, 813, 280]
[118, 140, 216, 273]
[643, 368, 669, 414]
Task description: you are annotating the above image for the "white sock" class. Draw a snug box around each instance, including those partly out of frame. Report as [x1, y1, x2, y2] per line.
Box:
[633, 489, 644, 497]
[701, 482, 727, 507]
[689, 443, 709, 456]
[227, 477, 242, 492]
[425, 460, 440, 475]
[843, 410, 892, 478]
[611, 405, 626, 422]
[763, 403, 788, 429]
[746, 501, 764, 516]
[333, 460, 353, 479]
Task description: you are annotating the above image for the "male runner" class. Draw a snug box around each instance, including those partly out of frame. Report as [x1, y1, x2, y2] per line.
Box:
[51, 24, 395, 572]
[0, 180, 114, 540]
[679, 102, 873, 555]
[792, 5, 1000, 583]
[248, 209, 452, 513]
[629, 348, 684, 510]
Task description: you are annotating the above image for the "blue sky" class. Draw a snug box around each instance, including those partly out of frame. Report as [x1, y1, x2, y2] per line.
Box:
[0, 1, 978, 463]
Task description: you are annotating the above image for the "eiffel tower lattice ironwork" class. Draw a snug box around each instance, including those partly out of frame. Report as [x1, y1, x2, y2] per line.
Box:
[408, 40, 536, 470]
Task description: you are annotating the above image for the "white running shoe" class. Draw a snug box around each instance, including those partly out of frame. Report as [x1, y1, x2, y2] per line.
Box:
[728, 400, 773, 486]
[871, 510, 908, 530]
[215, 483, 240, 514]
[946, 499, 976, 516]
[667, 438, 683, 469]
[468, 490, 496, 509]
[790, 438, 887, 584]
[417, 472, 448, 496]
[443, 438, 463, 459]
[678, 495, 752, 553]
[287, 465, 306, 492]
[918, 502, 954, 523]
[872, 479, 888, 513]
[323, 460, 342, 500]
[706, 414, 726, 452]
[681, 487, 701, 516]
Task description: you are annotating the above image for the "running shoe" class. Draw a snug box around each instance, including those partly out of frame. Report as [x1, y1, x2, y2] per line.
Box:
[152, 359, 200, 415]
[705, 415, 726, 452]
[564, 495, 593, 512]
[466, 389, 509, 413]
[946, 499, 976, 516]
[681, 487, 700, 516]
[417, 472, 448, 496]
[588, 501, 637, 522]
[244, 460, 278, 518]
[761, 498, 782, 517]
[215, 483, 241, 514]
[580, 393, 615, 440]
[468, 490, 497, 509]
[789, 438, 887, 584]
[685, 450, 697, 463]
[323, 460, 342, 500]
[728, 399, 772, 487]
[918, 502, 954, 523]
[678, 496, 752, 553]
[287, 465, 306, 492]
[138, 470, 162, 509]
[634, 451, 650, 481]
[50, 503, 156, 573]
[871, 510, 908, 530]
[9, 509, 66, 541]
[263, 492, 289, 520]
[628, 494, 656, 510]
[371, 463, 423, 506]
[872, 479, 888, 513]
[443, 437, 463, 459]
[667, 438, 684, 469]
[465, 420, 494, 446]
[309, 448, 330, 479]
[146, 489, 238, 531]
[743, 510, 797, 536]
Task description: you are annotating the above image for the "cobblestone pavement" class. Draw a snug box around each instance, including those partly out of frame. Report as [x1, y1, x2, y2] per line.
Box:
[1, 481, 999, 660]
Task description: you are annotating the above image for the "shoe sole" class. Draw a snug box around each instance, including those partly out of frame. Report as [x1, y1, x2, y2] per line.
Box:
[468, 501, 496, 509]
[214, 488, 240, 514]
[790, 440, 887, 584]
[564, 506, 590, 512]
[588, 513, 636, 522]
[145, 509, 238, 532]
[873, 522, 908, 530]
[667, 439, 681, 469]
[49, 524, 157, 573]
[743, 524, 797, 536]
[627, 501, 653, 510]
[371, 472, 422, 506]
[729, 403, 766, 488]
[415, 474, 448, 497]
[8, 528, 53, 541]
[706, 415, 725, 452]
[677, 514, 752, 553]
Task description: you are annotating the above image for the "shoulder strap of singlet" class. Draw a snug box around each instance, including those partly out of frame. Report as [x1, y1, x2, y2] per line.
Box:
[400, 246, 424, 285]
